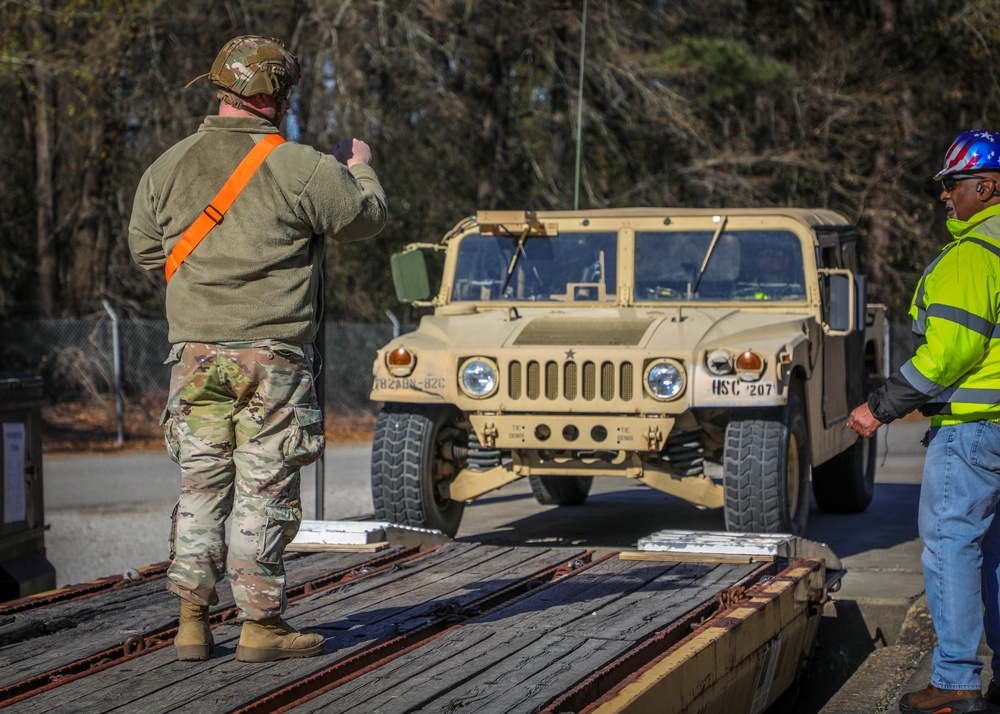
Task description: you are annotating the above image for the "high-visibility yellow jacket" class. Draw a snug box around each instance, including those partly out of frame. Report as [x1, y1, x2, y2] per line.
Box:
[872, 203, 1000, 426]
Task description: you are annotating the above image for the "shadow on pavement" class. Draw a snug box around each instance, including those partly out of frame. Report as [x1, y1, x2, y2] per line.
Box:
[809, 482, 920, 559]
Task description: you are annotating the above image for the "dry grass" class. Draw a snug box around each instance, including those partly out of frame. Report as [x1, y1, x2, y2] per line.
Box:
[42, 395, 377, 454]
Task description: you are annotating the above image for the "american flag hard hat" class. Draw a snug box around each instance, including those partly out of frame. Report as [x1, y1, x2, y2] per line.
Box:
[934, 130, 1000, 180]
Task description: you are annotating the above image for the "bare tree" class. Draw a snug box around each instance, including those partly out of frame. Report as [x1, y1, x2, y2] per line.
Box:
[3, 0, 1000, 320]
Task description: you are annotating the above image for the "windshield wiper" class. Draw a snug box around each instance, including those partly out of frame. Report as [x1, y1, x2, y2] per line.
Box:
[690, 215, 728, 297]
[499, 226, 531, 297]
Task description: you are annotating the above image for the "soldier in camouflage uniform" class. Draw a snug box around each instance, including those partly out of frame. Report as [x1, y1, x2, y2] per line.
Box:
[127, 35, 387, 662]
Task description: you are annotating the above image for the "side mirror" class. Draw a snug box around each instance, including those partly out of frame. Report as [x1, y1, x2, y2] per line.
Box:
[390, 250, 431, 302]
[821, 269, 855, 335]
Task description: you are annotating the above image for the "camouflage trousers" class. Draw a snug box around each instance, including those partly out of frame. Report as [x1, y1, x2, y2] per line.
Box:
[162, 341, 325, 621]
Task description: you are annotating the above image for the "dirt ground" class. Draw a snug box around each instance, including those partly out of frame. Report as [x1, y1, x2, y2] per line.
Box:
[41, 395, 377, 453]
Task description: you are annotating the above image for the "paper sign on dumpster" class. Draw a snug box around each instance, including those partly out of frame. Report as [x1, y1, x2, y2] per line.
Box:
[3, 422, 26, 523]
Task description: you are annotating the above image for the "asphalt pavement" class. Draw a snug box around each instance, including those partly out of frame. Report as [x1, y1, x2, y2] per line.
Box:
[39, 417, 948, 713]
[42, 444, 374, 587]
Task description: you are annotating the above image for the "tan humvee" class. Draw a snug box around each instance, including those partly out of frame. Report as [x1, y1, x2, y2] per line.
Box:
[370, 208, 887, 537]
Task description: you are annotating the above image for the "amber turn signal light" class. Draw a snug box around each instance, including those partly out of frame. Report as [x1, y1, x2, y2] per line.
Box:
[387, 347, 416, 376]
[735, 350, 765, 381]
[735, 350, 763, 371]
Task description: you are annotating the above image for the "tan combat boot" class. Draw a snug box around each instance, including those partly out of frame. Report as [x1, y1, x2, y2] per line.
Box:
[175, 599, 213, 661]
[235, 617, 325, 662]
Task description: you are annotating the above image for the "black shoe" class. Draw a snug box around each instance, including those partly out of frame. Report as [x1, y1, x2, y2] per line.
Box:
[986, 679, 1000, 705]
[899, 683, 986, 714]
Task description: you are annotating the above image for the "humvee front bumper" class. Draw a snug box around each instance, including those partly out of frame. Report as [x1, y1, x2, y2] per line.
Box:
[468, 413, 677, 452]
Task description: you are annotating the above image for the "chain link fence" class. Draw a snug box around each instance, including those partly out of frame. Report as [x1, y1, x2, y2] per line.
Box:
[0, 317, 406, 451]
[0, 316, 921, 452]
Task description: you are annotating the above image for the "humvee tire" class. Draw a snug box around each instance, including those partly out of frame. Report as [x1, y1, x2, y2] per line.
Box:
[812, 432, 877, 514]
[723, 395, 810, 535]
[371, 403, 465, 537]
[529, 475, 593, 506]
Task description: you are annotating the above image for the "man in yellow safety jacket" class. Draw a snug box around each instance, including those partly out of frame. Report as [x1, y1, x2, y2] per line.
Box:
[849, 129, 1000, 714]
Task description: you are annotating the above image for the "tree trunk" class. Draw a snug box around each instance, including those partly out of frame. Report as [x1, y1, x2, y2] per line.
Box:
[33, 37, 57, 316]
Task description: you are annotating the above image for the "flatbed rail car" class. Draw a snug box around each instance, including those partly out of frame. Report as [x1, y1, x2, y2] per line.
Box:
[0, 530, 841, 714]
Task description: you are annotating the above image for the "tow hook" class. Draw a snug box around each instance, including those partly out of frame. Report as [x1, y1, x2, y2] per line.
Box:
[480, 423, 499, 448]
[645, 426, 663, 451]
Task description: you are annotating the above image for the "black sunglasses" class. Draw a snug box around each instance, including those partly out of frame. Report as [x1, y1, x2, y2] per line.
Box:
[941, 174, 991, 191]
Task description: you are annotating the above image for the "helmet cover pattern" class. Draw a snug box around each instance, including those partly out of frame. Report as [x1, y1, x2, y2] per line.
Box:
[207, 35, 300, 104]
[934, 130, 1000, 180]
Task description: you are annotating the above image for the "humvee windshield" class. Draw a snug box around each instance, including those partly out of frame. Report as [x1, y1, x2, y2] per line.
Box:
[450, 228, 805, 303]
[635, 229, 805, 302]
[452, 231, 618, 302]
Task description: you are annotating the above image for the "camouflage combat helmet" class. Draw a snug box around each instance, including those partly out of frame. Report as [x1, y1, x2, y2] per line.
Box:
[188, 35, 300, 124]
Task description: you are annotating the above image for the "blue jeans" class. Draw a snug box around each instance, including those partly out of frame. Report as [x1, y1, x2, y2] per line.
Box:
[920, 420, 1000, 690]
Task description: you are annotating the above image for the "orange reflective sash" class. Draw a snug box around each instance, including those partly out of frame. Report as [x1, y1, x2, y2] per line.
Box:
[164, 133, 285, 282]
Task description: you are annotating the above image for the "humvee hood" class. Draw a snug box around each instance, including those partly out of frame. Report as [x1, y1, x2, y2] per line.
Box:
[413, 308, 810, 352]
[645, 308, 811, 352]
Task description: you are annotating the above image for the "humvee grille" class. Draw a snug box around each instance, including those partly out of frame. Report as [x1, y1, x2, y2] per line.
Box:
[564, 362, 578, 399]
[508, 359, 635, 402]
[583, 362, 596, 399]
[509, 362, 522, 399]
[601, 362, 614, 400]
[620, 362, 634, 400]
[527, 361, 541, 399]
[546, 362, 559, 399]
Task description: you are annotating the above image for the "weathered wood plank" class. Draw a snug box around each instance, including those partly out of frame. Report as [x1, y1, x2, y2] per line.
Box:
[0, 550, 353, 641]
[293, 560, 758, 714]
[308, 625, 550, 713]
[410, 635, 622, 714]
[272, 543, 576, 643]
[0, 549, 398, 689]
[297, 629, 620, 714]
[567, 561, 755, 640]
[472, 556, 685, 627]
[5, 545, 582, 714]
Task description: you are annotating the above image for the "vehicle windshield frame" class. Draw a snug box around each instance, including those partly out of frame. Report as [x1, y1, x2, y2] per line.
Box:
[633, 228, 808, 303]
[450, 230, 619, 303]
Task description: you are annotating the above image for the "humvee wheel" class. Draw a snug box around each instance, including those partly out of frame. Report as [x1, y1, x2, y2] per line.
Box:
[371, 403, 465, 537]
[723, 395, 810, 535]
[812, 431, 877, 513]
[528, 475, 593, 506]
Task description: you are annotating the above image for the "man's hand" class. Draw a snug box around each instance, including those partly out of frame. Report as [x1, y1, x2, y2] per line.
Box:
[847, 402, 882, 438]
[333, 138, 372, 167]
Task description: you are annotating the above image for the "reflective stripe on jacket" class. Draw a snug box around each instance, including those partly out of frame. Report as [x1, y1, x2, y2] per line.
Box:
[901, 203, 1000, 425]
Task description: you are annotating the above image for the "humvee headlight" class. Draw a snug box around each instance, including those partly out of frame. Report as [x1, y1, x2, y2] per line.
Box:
[387, 347, 416, 377]
[460, 358, 498, 398]
[706, 349, 734, 376]
[735, 350, 766, 381]
[644, 359, 685, 401]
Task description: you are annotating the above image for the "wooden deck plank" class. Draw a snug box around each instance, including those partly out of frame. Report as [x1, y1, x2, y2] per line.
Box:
[4, 545, 581, 714]
[298, 630, 618, 714]
[411, 635, 622, 714]
[294, 560, 757, 713]
[277, 544, 574, 638]
[471, 556, 685, 627]
[567, 561, 753, 640]
[0, 550, 389, 688]
[0, 549, 367, 643]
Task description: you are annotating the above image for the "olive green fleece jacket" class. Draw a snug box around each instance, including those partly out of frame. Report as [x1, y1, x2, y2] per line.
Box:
[128, 115, 387, 344]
